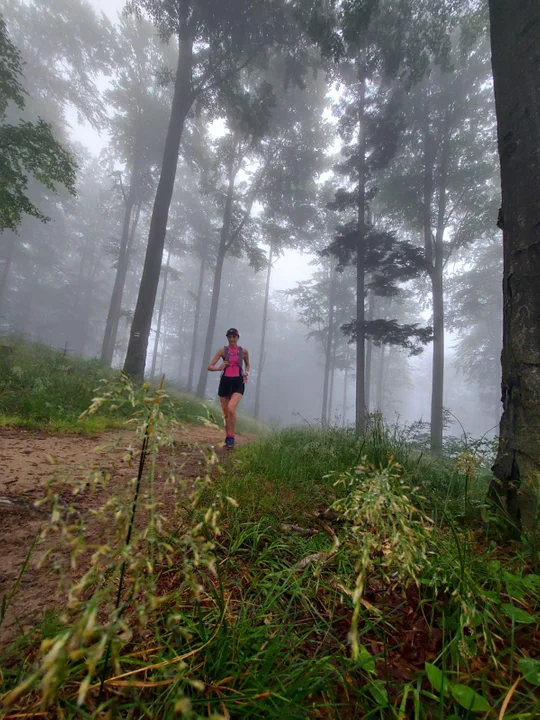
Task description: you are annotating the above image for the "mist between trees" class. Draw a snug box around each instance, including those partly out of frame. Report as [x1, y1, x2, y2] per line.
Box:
[0, 0, 501, 442]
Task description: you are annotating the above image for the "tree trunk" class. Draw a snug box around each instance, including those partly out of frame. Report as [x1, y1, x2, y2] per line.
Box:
[101, 173, 139, 365]
[322, 264, 337, 425]
[0, 232, 17, 317]
[328, 352, 336, 425]
[376, 344, 386, 413]
[195, 154, 236, 398]
[356, 74, 367, 433]
[150, 248, 171, 378]
[431, 108, 451, 454]
[195, 249, 226, 398]
[254, 243, 273, 420]
[430, 265, 445, 453]
[342, 361, 348, 428]
[365, 288, 375, 413]
[158, 313, 168, 378]
[187, 250, 207, 391]
[489, 0, 540, 530]
[123, 20, 193, 381]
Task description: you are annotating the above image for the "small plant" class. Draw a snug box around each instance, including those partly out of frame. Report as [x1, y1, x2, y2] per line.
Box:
[2, 374, 228, 715]
[329, 457, 433, 660]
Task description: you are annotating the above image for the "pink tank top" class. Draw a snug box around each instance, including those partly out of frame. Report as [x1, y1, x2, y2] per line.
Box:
[224, 347, 242, 377]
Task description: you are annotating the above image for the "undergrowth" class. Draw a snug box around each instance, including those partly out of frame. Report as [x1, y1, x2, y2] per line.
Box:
[0, 336, 262, 434]
[0, 387, 539, 718]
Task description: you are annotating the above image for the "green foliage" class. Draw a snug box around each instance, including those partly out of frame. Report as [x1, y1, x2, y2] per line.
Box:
[0, 337, 261, 433]
[2, 421, 539, 717]
[0, 14, 77, 231]
[0, 15, 25, 113]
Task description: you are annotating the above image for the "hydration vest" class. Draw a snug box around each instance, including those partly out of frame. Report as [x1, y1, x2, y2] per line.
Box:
[223, 345, 244, 377]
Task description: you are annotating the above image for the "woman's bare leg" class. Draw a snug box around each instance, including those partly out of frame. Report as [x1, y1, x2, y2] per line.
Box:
[220, 397, 229, 435]
[227, 393, 243, 437]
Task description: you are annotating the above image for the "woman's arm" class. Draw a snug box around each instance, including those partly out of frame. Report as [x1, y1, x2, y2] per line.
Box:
[243, 348, 251, 376]
[207, 348, 225, 372]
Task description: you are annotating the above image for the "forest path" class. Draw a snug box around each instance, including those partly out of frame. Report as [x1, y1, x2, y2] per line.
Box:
[0, 425, 253, 645]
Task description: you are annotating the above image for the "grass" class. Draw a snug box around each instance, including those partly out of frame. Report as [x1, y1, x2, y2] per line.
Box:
[0, 336, 263, 434]
[0, 365, 539, 718]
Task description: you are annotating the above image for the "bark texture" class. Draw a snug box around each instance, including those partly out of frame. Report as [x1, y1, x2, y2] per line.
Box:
[322, 264, 337, 425]
[123, 18, 193, 381]
[187, 252, 207, 391]
[101, 181, 140, 366]
[254, 244, 273, 420]
[356, 75, 367, 433]
[489, 0, 540, 529]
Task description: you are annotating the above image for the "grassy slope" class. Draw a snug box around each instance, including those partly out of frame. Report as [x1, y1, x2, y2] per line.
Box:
[0, 337, 263, 434]
[2, 418, 539, 718]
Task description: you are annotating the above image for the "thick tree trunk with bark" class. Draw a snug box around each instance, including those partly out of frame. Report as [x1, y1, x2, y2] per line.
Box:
[356, 76, 367, 433]
[150, 248, 171, 378]
[187, 251, 207, 391]
[489, 0, 540, 530]
[123, 22, 193, 381]
[254, 244, 273, 420]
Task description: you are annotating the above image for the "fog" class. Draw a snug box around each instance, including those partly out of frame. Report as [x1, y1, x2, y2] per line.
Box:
[1, 0, 501, 444]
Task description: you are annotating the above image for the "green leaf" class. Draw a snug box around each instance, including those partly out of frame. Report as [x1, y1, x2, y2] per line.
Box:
[502, 604, 536, 624]
[425, 663, 449, 695]
[518, 658, 540, 686]
[451, 685, 490, 712]
[358, 644, 376, 674]
[368, 679, 388, 706]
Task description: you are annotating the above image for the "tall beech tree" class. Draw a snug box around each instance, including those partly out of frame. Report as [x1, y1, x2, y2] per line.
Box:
[100, 16, 173, 365]
[195, 60, 327, 399]
[122, 0, 298, 381]
[488, 0, 540, 529]
[381, 37, 496, 453]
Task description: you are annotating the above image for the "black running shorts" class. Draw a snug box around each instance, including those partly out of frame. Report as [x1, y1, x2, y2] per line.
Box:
[218, 375, 245, 398]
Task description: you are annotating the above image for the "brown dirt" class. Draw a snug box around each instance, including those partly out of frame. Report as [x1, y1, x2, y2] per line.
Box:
[0, 425, 253, 646]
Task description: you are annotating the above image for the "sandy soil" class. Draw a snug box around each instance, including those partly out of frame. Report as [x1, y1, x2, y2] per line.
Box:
[0, 425, 252, 645]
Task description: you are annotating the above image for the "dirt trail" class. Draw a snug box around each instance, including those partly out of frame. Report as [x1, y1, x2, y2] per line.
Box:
[0, 425, 251, 645]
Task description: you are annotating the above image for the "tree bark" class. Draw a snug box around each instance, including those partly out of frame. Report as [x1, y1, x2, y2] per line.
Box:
[328, 351, 336, 425]
[187, 250, 207, 391]
[101, 180, 138, 365]
[254, 243, 273, 420]
[356, 74, 367, 433]
[430, 108, 451, 454]
[123, 16, 193, 381]
[365, 288, 375, 414]
[375, 343, 386, 413]
[322, 264, 337, 425]
[489, 0, 540, 530]
[342, 359, 348, 428]
[150, 248, 171, 378]
[0, 232, 16, 317]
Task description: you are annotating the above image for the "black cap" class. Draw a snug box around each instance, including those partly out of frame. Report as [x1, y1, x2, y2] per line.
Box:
[226, 328, 239, 337]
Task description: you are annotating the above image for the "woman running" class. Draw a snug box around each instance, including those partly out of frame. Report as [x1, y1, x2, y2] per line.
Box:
[207, 328, 250, 448]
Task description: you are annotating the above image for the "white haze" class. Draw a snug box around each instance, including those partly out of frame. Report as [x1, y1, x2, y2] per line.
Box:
[6, 0, 499, 439]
